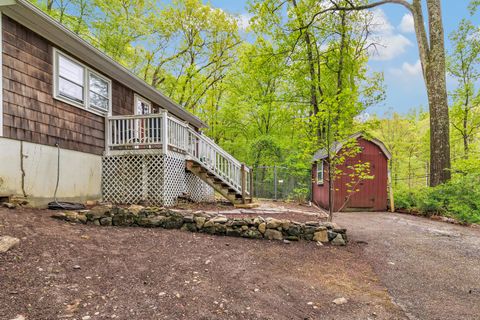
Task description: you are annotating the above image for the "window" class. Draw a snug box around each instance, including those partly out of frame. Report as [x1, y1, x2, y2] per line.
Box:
[57, 54, 84, 103]
[317, 161, 324, 185]
[135, 94, 152, 115]
[54, 49, 111, 114]
[89, 72, 110, 112]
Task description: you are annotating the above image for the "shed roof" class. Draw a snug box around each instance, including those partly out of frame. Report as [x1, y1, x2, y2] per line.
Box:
[0, 0, 207, 129]
[312, 132, 392, 161]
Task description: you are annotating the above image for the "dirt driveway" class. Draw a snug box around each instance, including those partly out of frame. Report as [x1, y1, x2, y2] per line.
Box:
[335, 211, 480, 320]
[0, 207, 405, 320]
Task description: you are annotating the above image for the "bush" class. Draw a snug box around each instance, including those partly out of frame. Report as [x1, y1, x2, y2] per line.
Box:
[394, 173, 480, 224]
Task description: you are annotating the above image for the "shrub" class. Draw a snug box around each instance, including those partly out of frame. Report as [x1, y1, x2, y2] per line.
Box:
[394, 173, 480, 224]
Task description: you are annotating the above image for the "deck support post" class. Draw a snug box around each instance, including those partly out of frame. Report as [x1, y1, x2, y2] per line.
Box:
[241, 163, 246, 204]
[161, 110, 168, 154]
[249, 167, 254, 200]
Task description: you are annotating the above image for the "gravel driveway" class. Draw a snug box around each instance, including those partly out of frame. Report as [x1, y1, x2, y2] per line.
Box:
[335, 211, 480, 320]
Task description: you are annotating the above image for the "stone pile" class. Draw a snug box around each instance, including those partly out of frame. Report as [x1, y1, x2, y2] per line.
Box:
[52, 205, 347, 245]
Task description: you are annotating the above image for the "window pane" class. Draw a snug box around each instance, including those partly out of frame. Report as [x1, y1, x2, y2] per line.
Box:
[90, 91, 109, 111]
[58, 55, 84, 85]
[89, 73, 109, 97]
[59, 78, 84, 102]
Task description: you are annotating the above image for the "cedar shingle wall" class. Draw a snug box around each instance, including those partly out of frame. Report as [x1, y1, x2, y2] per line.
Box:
[2, 16, 135, 155]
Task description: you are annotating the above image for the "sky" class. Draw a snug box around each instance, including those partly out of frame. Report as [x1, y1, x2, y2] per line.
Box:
[206, 0, 479, 116]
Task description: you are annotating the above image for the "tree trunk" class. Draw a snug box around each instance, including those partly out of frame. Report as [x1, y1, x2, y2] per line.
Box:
[424, 0, 451, 186]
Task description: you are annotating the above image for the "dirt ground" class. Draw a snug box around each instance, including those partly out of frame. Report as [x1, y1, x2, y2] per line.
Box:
[335, 211, 480, 320]
[0, 205, 405, 320]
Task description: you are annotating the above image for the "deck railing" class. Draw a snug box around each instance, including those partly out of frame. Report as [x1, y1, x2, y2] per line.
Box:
[105, 112, 251, 196]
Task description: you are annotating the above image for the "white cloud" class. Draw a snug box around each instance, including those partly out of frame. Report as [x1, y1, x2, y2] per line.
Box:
[237, 13, 252, 31]
[398, 13, 415, 33]
[390, 59, 423, 80]
[368, 9, 413, 61]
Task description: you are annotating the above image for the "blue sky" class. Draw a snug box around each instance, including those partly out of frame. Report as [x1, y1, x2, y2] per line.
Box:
[207, 0, 479, 116]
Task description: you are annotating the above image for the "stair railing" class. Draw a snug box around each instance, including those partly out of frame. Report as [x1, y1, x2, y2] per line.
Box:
[106, 112, 252, 198]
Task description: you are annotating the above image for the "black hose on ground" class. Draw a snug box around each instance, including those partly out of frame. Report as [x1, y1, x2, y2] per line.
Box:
[47, 143, 86, 211]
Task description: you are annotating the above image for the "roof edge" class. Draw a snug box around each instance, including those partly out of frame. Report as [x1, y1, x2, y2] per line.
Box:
[0, 0, 207, 128]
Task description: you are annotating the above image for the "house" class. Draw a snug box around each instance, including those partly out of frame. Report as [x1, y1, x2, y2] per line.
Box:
[0, 0, 252, 207]
[311, 133, 391, 211]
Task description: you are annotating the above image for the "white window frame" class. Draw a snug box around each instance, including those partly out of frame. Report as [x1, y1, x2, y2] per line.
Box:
[53, 48, 112, 116]
[317, 160, 324, 185]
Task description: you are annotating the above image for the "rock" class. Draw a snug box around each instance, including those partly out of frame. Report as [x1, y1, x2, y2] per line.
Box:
[327, 230, 338, 241]
[112, 212, 135, 226]
[2, 202, 16, 209]
[181, 222, 197, 232]
[0, 236, 20, 253]
[86, 205, 111, 220]
[281, 220, 291, 230]
[313, 230, 328, 243]
[266, 218, 282, 229]
[332, 297, 348, 305]
[127, 204, 144, 215]
[285, 236, 299, 241]
[210, 216, 228, 224]
[85, 200, 97, 206]
[241, 229, 263, 239]
[183, 215, 194, 223]
[333, 228, 347, 234]
[203, 220, 215, 228]
[283, 239, 291, 244]
[331, 234, 346, 246]
[73, 265, 81, 270]
[137, 216, 166, 227]
[100, 217, 113, 226]
[253, 216, 265, 225]
[226, 228, 242, 237]
[286, 224, 302, 236]
[76, 214, 87, 224]
[264, 229, 283, 241]
[258, 222, 266, 234]
[305, 221, 320, 226]
[194, 216, 206, 229]
[10, 315, 25, 320]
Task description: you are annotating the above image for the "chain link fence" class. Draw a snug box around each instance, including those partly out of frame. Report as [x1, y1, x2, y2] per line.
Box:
[252, 165, 311, 201]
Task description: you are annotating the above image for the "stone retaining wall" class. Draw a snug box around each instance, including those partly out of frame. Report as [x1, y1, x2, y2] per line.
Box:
[52, 206, 347, 245]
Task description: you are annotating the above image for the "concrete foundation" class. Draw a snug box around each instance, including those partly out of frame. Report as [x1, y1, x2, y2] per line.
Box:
[0, 138, 102, 206]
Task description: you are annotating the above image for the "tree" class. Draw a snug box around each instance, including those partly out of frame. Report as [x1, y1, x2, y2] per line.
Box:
[314, 0, 451, 186]
[447, 19, 480, 158]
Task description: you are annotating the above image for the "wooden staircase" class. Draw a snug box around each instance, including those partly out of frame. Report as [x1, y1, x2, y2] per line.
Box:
[186, 159, 254, 205]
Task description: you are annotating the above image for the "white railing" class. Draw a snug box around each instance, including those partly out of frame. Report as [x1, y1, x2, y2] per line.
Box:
[106, 112, 252, 197]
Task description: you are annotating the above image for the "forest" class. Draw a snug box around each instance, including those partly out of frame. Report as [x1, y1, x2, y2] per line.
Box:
[36, 0, 480, 223]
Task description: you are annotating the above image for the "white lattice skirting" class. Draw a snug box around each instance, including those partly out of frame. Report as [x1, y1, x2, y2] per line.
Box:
[102, 151, 214, 206]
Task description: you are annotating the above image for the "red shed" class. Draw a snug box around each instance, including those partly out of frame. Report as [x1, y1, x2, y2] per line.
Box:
[311, 133, 392, 211]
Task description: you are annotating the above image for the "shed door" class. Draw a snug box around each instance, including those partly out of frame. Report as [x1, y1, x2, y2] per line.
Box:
[345, 154, 375, 208]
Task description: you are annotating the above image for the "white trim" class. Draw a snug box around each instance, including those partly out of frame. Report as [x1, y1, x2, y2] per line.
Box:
[317, 160, 324, 185]
[134, 94, 152, 115]
[0, 12, 3, 137]
[53, 48, 112, 116]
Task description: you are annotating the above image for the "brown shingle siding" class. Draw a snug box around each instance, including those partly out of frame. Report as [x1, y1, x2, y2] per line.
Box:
[2, 16, 135, 155]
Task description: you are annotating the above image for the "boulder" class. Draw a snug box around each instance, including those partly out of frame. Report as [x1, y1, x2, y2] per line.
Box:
[194, 216, 206, 229]
[241, 229, 263, 239]
[253, 216, 265, 225]
[286, 224, 302, 236]
[258, 222, 266, 234]
[0, 236, 20, 253]
[266, 218, 282, 229]
[210, 216, 228, 224]
[2, 202, 16, 209]
[86, 206, 111, 221]
[99, 217, 112, 226]
[327, 230, 338, 241]
[331, 234, 346, 246]
[127, 204, 145, 215]
[226, 228, 242, 237]
[161, 215, 184, 229]
[313, 230, 328, 243]
[183, 215, 194, 223]
[181, 222, 197, 232]
[264, 229, 283, 241]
